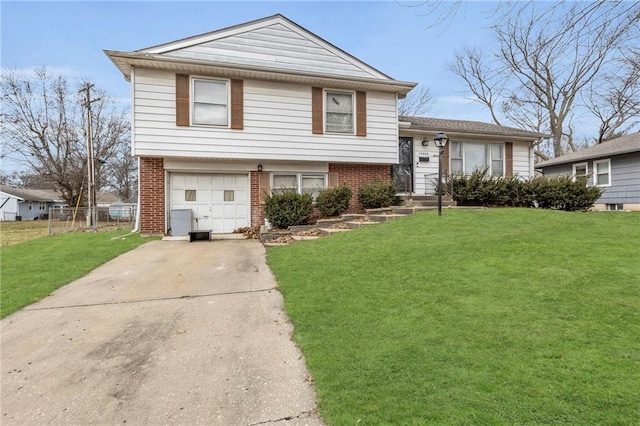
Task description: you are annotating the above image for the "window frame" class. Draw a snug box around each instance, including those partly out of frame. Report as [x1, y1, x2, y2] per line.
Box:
[572, 162, 589, 182]
[190, 76, 230, 127]
[593, 159, 611, 187]
[324, 89, 355, 134]
[450, 141, 505, 177]
[271, 173, 327, 199]
[39, 202, 46, 211]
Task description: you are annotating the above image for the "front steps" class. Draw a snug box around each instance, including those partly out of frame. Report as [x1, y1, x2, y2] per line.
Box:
[260, 196, 458, 245]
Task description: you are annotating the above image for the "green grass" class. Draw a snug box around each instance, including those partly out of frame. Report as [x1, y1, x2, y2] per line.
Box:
[267, 209, 640, 425]
[1, 231, 158, 318]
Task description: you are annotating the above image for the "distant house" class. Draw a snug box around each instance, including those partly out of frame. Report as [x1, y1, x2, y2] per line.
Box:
[536, 132, 640, 211]
[0, 185, 67, 220]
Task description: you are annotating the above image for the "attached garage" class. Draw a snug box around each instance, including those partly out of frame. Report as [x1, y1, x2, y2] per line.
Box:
[169, 173, 249, 234]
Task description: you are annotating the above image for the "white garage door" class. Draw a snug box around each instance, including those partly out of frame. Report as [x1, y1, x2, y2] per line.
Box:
[170, 173, 249, 234]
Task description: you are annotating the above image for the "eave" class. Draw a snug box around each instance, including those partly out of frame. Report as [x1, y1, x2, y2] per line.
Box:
[104, 50, 417, 96]
[398, 125, 548, 143]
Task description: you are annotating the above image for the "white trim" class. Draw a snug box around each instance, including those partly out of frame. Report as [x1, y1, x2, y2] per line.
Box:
[190, 76, 230, 127]
[572, 162, 588, 182]
[593, 158, 611, 187]
[450, 141, 505, 176]
[271, 172, 327, 196]
[323, 89, 355, 135]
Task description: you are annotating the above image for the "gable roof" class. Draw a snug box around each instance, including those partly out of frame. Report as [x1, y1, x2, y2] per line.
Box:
[536, 132, 640, 168]
[399, 116, 550, 141]
[0, 185, 64, 202]
[104, 14, 416, 95]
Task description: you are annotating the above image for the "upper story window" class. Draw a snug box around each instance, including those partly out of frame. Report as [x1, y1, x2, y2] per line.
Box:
[572, 162, 588, 181]
[450, 142, 504, 176]
[192, 78, 228, 126]
[325, 91, 354, 133]
[594, 159, 611, 186]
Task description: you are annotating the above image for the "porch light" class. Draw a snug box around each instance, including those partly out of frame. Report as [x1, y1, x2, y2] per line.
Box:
[433, 132, 449, 216]
[257, 164, 263, 172]
[421, 137, 429, 146]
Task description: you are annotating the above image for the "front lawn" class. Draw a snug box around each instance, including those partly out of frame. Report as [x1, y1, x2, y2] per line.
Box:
[267, 209, 640, 424]
[1, 231, 157, 318]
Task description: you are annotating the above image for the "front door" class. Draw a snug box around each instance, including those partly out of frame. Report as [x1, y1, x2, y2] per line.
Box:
[392, 137, 414, 193]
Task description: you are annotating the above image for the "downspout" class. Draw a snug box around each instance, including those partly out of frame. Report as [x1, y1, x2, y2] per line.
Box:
[112, 67, 140, 240]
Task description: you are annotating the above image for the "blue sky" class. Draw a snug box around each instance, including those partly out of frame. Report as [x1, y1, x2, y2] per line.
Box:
[2, 0, 500, 172]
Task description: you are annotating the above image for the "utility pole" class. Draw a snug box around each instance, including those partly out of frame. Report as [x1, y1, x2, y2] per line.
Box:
[79, 83, 99, 231]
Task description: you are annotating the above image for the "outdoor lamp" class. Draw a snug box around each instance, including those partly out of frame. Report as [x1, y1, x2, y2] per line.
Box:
[433, 132, 449, 216]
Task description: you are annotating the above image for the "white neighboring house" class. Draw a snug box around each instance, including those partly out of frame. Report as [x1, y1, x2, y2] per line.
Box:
[0, 185, 67, 221]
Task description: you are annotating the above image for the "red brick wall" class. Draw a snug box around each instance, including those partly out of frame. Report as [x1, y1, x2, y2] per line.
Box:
[139, 157, 165, 235]
[249, 171, 265, 228]
[329, 163, 391, 212]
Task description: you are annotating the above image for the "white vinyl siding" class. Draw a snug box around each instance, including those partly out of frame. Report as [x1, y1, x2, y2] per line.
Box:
[161, 23, 385, 80]
[133, 69, 398, 164]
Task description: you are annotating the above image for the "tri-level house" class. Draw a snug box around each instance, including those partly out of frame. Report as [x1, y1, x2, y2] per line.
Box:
[106, 14, 548, 235]
[105, 14, 417, 235]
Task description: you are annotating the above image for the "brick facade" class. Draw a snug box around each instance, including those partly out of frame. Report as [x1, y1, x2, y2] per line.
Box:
[329, 163, 391, 212]
[139, 157, 165, 235]
[249, 171, 265, 228]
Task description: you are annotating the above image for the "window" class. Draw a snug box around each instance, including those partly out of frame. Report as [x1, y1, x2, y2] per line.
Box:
[450, 142, 504, 176]
[272, 174, 326, 198]
[272, 175, 298, 195]
[185, 190, 196, 202]
[192, 78, 228, 126]
[39, 202, 46, 211]
[572, 162, 588, 181]
[302, 175, 325, 199]
[594, 159, 611, 186]
[28, 201, 33, 210]
[223, 190, 234, 202]
[325, 91, 354, 133]
[606, 203, 624, 211]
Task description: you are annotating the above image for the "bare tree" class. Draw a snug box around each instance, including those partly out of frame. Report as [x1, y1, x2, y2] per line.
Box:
[585, 52, 640, 143]
[398, 86, 433, 117]
[449, 1, 640, 157]
[0, 67, 131, 205]
[104, 142, 137, 201]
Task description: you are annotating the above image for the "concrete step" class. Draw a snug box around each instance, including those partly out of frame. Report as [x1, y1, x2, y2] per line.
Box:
[316, 218, 344, 227]
[318, 227, 352, 236]
[367, 213, 407, 223]
[291, 235, 321, 241]
[341, 214, 368, 221]
[344, 221, 379, 229]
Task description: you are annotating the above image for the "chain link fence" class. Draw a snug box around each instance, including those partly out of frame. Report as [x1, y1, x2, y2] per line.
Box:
[48, 206, 136, 235]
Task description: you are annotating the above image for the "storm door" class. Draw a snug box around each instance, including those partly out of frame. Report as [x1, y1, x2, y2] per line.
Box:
[392, 137, 414, 193]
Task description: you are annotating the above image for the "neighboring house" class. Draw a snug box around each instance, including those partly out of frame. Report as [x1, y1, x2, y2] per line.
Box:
[0, 185, 67, 221]
[536, 132, 640, 211]
[397, 116, 549, 195]
[105, 14, 416, 234]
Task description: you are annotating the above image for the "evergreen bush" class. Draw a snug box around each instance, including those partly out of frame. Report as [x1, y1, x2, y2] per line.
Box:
[357, 181, 399, 209]
[315, 185, 353, 217]
[264, 191, 314, 228]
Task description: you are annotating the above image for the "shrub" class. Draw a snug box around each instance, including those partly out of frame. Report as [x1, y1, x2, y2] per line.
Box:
[264, 191, 314, 228]
[315, 185, 353, 217]
[449, 171, 602, 211]
[357, 181, 399, 209]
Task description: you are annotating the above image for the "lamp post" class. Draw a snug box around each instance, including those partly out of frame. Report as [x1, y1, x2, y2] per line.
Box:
[433, 132, 449, 216]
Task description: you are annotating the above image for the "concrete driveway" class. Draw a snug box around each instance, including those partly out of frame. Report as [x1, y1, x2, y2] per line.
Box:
[1, 239, 323, 425]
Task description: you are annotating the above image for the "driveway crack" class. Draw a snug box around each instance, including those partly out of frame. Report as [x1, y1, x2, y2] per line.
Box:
[23, 287, 278, 311]
[247, 409, 320, 425]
